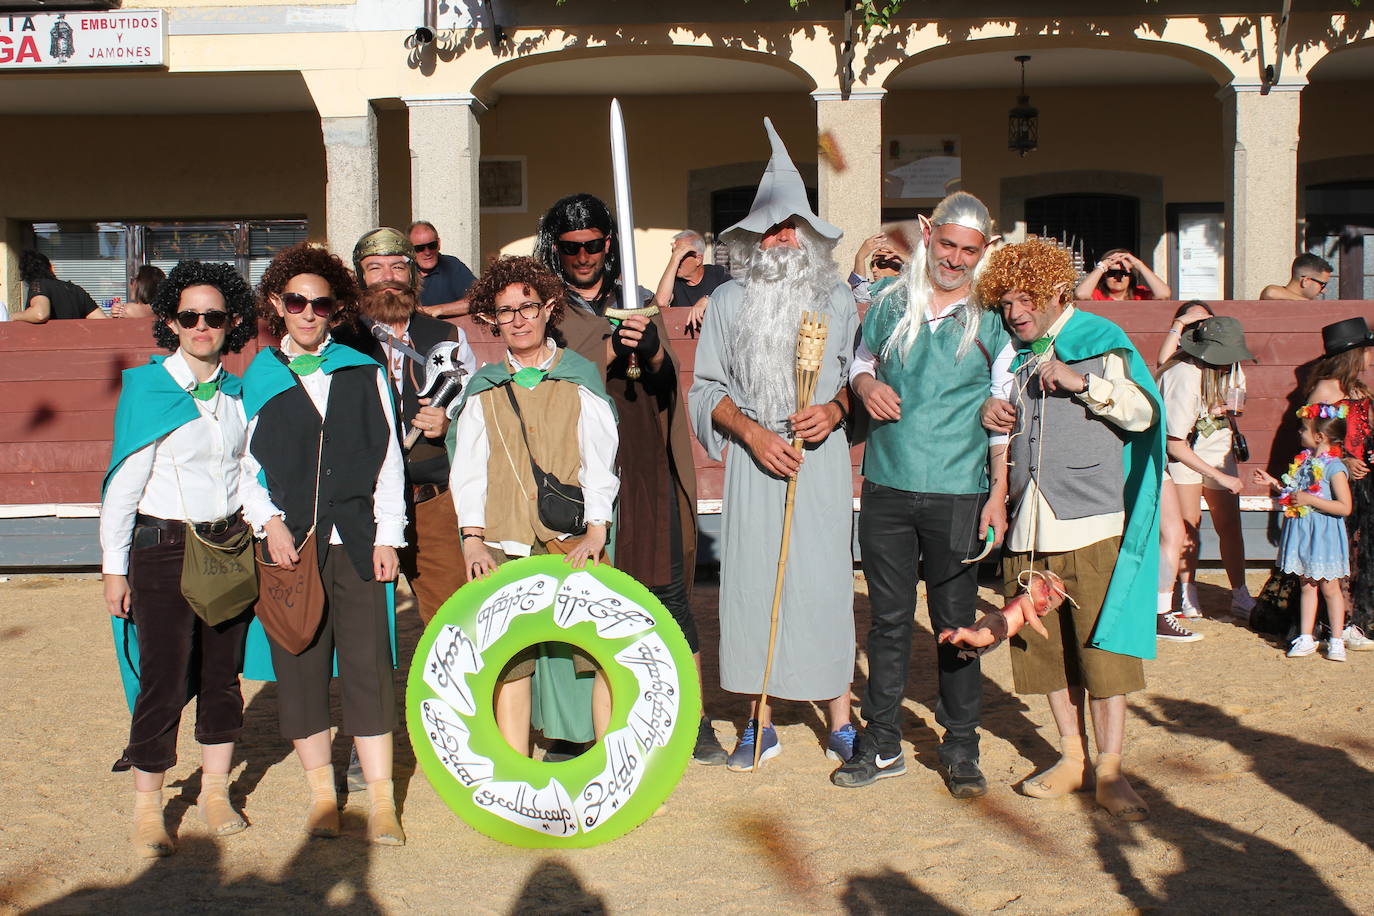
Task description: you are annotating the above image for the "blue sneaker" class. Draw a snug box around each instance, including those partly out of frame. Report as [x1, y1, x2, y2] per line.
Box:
[826, 723, 857, 762]
[726, 719, 780, 772]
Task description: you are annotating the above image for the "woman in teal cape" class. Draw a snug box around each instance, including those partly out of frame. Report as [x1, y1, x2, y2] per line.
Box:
[99, 259, 260, 856]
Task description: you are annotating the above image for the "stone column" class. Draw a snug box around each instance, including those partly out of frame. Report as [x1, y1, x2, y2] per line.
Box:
[1222, 83, 1303, 299]
[321, 110, 379, 258]
[813, 88, 884, 273]
[404, 94, 484, 271]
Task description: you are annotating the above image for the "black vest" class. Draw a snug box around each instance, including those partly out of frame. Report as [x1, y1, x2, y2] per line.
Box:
[252, 355, 391, 580]
[333, 314, 457, 487]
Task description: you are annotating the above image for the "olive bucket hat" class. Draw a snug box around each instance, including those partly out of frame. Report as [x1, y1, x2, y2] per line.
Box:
[1179, 315, 1255, 366]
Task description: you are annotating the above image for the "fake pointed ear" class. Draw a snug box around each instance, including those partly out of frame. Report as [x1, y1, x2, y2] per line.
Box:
[917, 214, 933, 246]
[984, 233, 1004, 249]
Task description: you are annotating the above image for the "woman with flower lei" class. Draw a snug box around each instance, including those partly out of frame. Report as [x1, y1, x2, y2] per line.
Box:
[1252, 406, 1353, 661]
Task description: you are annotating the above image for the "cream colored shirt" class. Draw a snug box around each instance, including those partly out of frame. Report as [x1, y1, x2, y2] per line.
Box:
[993, 306, 1158, 553]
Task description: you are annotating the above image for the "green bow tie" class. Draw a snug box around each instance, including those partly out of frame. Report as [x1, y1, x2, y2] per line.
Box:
[190, 378, 220, 401]
[1013, 336, 1055, 371]
[289, 353, 326, 376]
[512, 367, 548, 390]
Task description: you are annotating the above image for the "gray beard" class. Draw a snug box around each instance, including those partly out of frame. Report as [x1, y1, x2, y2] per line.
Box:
[729, 244, 823, 427]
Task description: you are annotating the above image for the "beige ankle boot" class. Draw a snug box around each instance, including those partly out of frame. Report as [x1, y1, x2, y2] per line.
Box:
[304, 765, 340, 838]
[198, 772, 247, 837]
[132, 788, 175, 858]
[366, 779, 406, 847]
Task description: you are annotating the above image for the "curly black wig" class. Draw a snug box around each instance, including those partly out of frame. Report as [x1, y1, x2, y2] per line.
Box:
[467, 256, 567, 337]
[533, 193, 620, 286]
[150, 260, 257, 353]
[255, 242, 360, 337]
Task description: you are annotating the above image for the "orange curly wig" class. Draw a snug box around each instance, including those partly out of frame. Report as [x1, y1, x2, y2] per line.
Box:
[975, 240, 1077, 311]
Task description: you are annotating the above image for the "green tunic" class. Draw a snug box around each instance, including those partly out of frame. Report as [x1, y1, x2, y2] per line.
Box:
[860, 280, 1010, 495]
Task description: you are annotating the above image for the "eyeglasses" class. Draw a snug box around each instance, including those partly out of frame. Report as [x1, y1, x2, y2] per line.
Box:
[1104, 269, 1131, 280]
[175, 309, 229, 330]
[413, 240, 440, 253]
[492, 302, 544, 324]
[281, 291, 337, 317]
[1303, 276, 1330, 291]
[557, 238, 608, 256]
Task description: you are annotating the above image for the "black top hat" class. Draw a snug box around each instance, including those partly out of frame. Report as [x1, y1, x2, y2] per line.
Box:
[1321, 317, 1374, 357]
[1179, 316, 1255, 366]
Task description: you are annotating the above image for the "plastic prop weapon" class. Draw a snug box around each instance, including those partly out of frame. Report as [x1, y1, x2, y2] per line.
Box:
[605, 98, 659, 380]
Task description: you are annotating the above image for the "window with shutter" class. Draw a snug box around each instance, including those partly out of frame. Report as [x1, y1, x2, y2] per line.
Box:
[31, 222, 128, 304]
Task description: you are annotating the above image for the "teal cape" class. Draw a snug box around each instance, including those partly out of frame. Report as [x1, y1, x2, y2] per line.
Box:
[447, 347, 617, 742]
[236, 342, 400, 682]
[104, 356, 260, 712]
[1037, 308, 1164, 660]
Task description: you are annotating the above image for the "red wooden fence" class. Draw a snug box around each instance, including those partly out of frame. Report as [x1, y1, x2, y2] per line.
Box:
[3, 300, 1372, 507]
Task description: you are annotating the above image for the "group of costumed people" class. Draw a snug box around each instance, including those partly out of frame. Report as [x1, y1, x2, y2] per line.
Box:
[101, 117, 1203, 862]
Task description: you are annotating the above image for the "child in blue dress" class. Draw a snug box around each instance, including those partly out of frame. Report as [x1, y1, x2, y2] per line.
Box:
[1253, 407, 1353, 661]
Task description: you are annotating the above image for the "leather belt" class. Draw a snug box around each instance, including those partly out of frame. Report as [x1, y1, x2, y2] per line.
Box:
[413, 483, 448, 505]
[135, 512, 241, 536]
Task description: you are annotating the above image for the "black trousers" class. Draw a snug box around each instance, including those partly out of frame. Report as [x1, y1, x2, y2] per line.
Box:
[857, 482, 986, 764]
[114, 520, 250, 773]
[269, 544, 395, 741]
[647, 481, 700, 653]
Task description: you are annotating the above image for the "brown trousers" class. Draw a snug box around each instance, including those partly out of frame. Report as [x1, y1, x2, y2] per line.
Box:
[401, 489, 467, 625]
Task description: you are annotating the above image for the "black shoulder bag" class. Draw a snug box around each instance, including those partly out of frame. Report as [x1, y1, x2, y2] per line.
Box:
[503, 384, 587, 535]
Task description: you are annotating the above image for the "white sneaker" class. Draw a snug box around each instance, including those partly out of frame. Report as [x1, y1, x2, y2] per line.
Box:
[1230, 588, 1256, 621]
[1288, 634, 1318, 658]
[1343, 626, 1374, 651]
[1327, 638, 1347, 663]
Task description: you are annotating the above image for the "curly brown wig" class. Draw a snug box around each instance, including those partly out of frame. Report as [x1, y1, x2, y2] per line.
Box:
[976, 240, 1078, 311]
[150, 260, 257, 353]
[467, 255, 566, 337]
[255, 242, 360, 336]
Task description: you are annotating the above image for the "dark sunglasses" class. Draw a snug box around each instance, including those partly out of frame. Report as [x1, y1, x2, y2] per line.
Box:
[1104, 269, 1132, 280]
[281, 291, 337, 317]
[557, 238, 608, 256]
[413, 240, 440, 252]
[175, 309, 229, 330]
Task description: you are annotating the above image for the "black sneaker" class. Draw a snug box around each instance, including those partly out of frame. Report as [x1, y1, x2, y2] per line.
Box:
[945, 758, 988, 798]
[693, 717, 728, 766]
[1156, 612, 1203, 643]
[830, 735, 906, 788]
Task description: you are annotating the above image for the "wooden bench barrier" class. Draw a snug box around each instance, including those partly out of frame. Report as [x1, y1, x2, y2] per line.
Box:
[3, 300, 1372, 566]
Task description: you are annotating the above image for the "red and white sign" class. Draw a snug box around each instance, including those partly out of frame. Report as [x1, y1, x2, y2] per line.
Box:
[0, 10, 164, 69]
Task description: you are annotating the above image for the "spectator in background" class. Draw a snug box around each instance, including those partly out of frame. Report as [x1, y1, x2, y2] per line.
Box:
[1260, 253, 1334, 301]
[1075, 248, 1172, 302]
[848, 232, 905, 305]
[653, 230, 731, 333]
[12, 249, 106, 322]
[409, 220, 477, 318]
[1159, 316, 1257, 627]
[112, 265, 166, 319]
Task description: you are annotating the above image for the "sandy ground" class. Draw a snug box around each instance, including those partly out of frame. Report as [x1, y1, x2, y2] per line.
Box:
[0, 568, 1371, 915]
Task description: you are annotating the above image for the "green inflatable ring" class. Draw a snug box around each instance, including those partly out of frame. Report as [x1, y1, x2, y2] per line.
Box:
[406, 555, 700, 848]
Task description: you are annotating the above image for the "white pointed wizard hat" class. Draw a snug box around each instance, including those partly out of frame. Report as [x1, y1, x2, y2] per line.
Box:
[720, 118, 843, 242]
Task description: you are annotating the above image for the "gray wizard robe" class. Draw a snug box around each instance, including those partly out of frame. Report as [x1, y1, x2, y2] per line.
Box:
[688, 278, 857, 701]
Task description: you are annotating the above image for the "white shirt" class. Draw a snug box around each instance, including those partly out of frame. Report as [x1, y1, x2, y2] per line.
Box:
[450, 340, 619, 556]
[849, 294, 1014, 446]
[239, 335, 408, 548]
[99, 349, 249, 575]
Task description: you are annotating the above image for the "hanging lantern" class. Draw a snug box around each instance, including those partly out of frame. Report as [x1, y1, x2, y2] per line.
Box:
[1008, 55, 1038, 157]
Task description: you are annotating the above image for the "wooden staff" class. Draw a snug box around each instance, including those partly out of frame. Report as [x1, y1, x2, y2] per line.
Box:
[754, 311, 830, 771]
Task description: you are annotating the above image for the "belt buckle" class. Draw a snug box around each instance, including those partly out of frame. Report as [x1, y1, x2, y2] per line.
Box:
[205, 518, 230, 535]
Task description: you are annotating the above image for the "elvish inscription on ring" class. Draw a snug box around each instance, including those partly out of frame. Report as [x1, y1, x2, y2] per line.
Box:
[574, 727, 643, 833]
[554, 571, 656, 639]
[615, 632, 680, 753]
[472, 778, 579, 837]
[475, 573, 559, 652]
[421, 697, 495, 788]
[423, 624, 482, 716]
